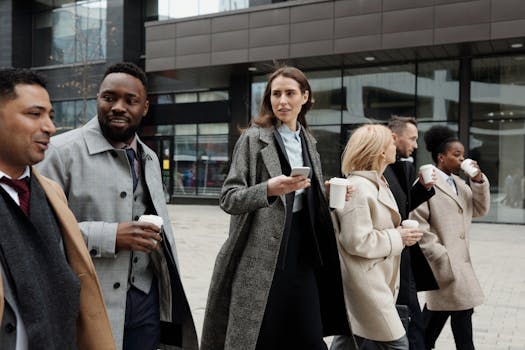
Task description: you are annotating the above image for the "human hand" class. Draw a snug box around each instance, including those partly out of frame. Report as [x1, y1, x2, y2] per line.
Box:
[324, 181, 354, 202]
[468, 160, 484, 183]
[418, 168, 437, 189]
[397, 227, 423, 246]
[267, 174, 311, 197]
[115, 221, 162, 253]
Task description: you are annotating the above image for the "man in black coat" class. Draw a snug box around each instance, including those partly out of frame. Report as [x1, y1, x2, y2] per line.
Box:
[384, 116, 439, 350]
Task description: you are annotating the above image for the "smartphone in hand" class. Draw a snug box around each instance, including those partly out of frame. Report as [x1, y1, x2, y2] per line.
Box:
[290, 166, 310, 177]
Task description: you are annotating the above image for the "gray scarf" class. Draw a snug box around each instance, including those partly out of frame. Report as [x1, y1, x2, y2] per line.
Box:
[0, 175, 80, 349]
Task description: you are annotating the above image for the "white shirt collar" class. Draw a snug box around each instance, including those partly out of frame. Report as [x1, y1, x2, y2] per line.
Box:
[0, 166, 31, 180]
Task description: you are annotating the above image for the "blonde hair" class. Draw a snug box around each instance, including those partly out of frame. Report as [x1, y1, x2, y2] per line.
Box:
[341, 124, 393, 176]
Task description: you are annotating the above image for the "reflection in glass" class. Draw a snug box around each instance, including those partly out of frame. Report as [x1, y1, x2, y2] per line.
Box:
[53, 98, 95, 134]
[33, 0, 107, 66]
[471, 56, 525, 223]
[153, 0, 249, 20]
[170, 123, 229, 197]
[417, 61, 459, 122]
[307, 70, 342, 125]
[343, 64, 415, 124]
[309, 125, 342, 180]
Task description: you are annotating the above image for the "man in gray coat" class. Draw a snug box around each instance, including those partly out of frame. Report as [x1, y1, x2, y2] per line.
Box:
[38, 62, 197, 350]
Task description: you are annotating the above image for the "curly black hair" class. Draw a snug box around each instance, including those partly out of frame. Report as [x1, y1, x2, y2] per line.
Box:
[0, 68, 47, 102]
[102, 62, 147, 90]
[424, 125, 459, 163]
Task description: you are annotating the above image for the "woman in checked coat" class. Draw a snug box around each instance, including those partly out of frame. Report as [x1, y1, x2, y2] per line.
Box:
[200, 66, 353, 350]
[410, 125, 490, 350]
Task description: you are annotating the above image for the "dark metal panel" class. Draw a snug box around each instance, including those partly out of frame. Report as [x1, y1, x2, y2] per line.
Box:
[491, 0, 525, 22]
[382, 30, 433, 50]
[383, 0, 434, 11]
[435, 0, 490, 28]
[291, 19, 334, 43]
[435, 24, 490, 45]
[492, 20, 525, 40]
[382, 7, 434, 33]
[176, 19, 211, 37]
[250, 8, 289, 28]
[212, 30, 249, 52]
[290, 1, 333, 22]
[334, 0, 381, 17]
[334, 35, 381, 54]
[212, 13, 249, 32]
[335, 13, 381, 38]
[250, 25, 290, 47]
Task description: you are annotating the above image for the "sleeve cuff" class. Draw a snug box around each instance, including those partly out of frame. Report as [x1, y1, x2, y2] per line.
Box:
[79, 221, 118, 258]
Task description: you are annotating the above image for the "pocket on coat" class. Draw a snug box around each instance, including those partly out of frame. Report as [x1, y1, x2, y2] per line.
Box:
[430, 252, 455, 288]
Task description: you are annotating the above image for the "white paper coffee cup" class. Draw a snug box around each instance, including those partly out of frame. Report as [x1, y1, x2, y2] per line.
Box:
[401, 219, 419, 228]
[461, 159, 480, 178]
[138, 215, 163, 245]
[419, 164, 434, 184]
[329, 177, 349, 209]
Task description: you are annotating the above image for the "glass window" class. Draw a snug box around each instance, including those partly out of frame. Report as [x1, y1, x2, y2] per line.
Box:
[157, 94, 174, 104]
[307, 70, 342, 126]
[250, 76, 266, 121]
[309, 125, 342, 180]
[199, 90, 229, 102]
[175, 93, 198, 103]
[33, 0, 107, 66]
[471, 56, 525, 223]
[417, 60, 460, 122]
[343, 64, 416, 124]
[53, 98, 95, 134]
[152, 0, 249, 20]
[171, 123, 229, 197]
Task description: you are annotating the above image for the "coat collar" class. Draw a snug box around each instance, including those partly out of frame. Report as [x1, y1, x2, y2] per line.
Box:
[82, 116, 152, 161]
[434, 173, 466, 210]
[350, 170, 401, 222]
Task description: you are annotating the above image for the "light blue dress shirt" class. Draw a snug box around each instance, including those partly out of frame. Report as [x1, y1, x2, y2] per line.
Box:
[277, 123, 305, 212]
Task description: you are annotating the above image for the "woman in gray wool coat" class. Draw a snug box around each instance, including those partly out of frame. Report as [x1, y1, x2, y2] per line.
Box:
[200, 66, 355, 350]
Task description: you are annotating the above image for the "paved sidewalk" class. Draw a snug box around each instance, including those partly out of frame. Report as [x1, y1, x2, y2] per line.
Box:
[167, 204, 525, 349]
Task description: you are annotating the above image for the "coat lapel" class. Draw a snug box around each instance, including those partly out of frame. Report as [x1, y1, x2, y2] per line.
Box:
[435, 175, 464, 211]
[259, 127, 286, 204]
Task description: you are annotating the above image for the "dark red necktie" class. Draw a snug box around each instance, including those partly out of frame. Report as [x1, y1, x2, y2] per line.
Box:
[0, 176, 30, 215]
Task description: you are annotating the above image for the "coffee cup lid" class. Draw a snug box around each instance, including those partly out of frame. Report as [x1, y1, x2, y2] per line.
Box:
[329, 177, 349, 185]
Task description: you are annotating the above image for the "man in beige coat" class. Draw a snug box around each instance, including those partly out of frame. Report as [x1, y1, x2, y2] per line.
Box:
[0, 68, 114, 349]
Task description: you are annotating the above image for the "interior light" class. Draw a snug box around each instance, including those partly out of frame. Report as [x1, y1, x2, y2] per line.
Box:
[364, 56, 376, 62]
[511, 43, 523, 48]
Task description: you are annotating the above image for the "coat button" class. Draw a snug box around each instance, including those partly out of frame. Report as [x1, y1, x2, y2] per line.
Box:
[5, 323, 15, 333]
[134, 215, 139, 220]
[458, 208, 463, 213]
[89, 249, 97, 256]
[113, 282, 120, 289]
[120, 192, 127, 198]
[131, 276, 135, 283]
[110, 150, 118, 158]
[133, 257, 138, 263]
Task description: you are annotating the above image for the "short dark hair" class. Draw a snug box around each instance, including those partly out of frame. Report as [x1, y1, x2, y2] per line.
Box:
[388, 115, 417, 135]
[0, 68, 47, 102]
[102, 62, 147, 90]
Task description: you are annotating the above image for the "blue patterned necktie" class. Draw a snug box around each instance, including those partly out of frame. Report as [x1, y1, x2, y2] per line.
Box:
[125, 148, 138, 192]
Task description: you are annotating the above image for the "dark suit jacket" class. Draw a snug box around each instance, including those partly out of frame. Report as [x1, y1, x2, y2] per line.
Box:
[384, 161, 439, 296]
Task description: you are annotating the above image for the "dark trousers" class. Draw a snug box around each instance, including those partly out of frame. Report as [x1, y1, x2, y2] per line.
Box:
[256, 211, 327, 350]
[422, 305, 474, 350]
[123, 280, 161, 350]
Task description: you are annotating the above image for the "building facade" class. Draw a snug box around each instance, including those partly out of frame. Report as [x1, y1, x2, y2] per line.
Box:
[1, 0, 524, 224]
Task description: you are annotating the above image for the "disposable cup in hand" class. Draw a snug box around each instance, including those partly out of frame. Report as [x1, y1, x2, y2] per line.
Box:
[329, 177, 349, 209]
[461, 159, 480, 178]
[138, 215, 163, 245]
[401, 219, 419, 229]
[419, 164, 434, 185]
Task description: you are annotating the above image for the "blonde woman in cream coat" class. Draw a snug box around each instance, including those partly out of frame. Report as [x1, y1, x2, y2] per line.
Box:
[332, 124, 423, 350]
